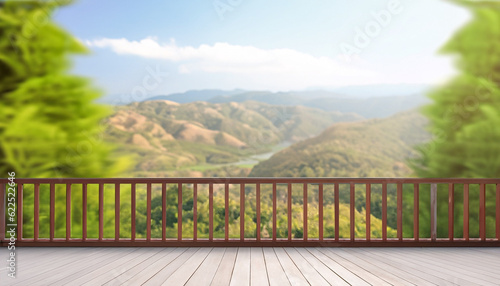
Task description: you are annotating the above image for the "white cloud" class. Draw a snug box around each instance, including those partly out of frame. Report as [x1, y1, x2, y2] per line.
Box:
[86, 37, 456, 90]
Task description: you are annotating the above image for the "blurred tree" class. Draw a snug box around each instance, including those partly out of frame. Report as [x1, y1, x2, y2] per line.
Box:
[411, 0, 500, 178]
[410, 0, 500, 238]
[0, 0, 129, 177]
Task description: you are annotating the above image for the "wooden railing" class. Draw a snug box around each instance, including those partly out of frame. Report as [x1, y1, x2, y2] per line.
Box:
[1, 178, 499, 247]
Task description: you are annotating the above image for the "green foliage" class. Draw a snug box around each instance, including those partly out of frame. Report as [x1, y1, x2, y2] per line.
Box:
[0, 0, 129, 178]
[250, 110, 429, 178]
[410, 1, 500, 238]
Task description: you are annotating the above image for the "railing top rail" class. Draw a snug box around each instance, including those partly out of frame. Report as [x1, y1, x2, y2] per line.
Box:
[1, 177, 500, 184]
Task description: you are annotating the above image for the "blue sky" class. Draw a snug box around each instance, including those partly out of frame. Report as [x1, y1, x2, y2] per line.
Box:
[53, 0, 470, 100]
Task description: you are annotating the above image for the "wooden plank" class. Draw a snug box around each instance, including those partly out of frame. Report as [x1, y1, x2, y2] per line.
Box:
[262, 248, 290, 286]
[82, 248, 163, 286]
[143, 248, 199, 285]
[306, 248, 370, 286]
[210, 248, 237, 286]
[273, 247, 309, 286]
[388, 248, 498, 285]
[394, 248, 500, 283]
[334, 248, 414, 286]
[294, 248, 349, 286]
[103, 248, 177, 285]
[162, 248, 213, 285]
[431, 183, 437, 241]
[322, 248, 391, 286]
[448, 183, 454, 241]
[250, 248, 270, 286]
[357, 248, 454, 285]
[22, 248, 126, 285]
[186, 248, 226, 286]
[372, 248, 485, 285]
[122, 248, 187, 285]
[230, 247, 251, 286]
[284, 248, 329, 286]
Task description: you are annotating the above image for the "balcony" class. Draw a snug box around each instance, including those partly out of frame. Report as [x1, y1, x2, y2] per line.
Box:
[1, 178, 500, 285]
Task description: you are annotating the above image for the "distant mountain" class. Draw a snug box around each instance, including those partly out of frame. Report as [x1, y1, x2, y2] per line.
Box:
[105, 100, 363, 175]
[144, 89, 246, 103]
[249, 110, 430, 177]
[210, 92, 428, 119]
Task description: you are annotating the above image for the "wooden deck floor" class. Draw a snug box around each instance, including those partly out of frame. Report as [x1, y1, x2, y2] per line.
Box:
[1, 247, 499, 286]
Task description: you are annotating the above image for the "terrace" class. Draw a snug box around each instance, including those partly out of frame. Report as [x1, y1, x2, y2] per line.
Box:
[1, 178, 500, 285]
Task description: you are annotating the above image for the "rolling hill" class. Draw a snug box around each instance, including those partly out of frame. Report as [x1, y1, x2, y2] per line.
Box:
[105, 100, 363, 176]
[249, 110, 430, 177]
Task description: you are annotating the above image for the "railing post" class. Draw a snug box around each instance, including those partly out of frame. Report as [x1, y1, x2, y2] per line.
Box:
[350, 183, 355, 242]
[304, 183, 308, 241]
[334, 183, 339, 241]
[256, 183, 261, 242]
[319, 183, 324, 242]
[82, 183, 87, 241]
[210, 183, 214, 242]
[397, 183, 403, 241]
[272, 183, 277, 241]
[192, 183, 197, 242]
[114, 183, 120, 242]
[366, 184, 371, 241]
[464, 184, 469, 241]
[414, 184, 419, 241]
[130, 183, 135, 241]
[67, 184, 72, 241]
[240, 183, 245, 241]
[147, 183, 152, 241]
[34, 184, 40, 241]
[225, 183, 229, 241]
[382, 183, 387, 241]
[17, 184, 23, 241]
[479, 183, 486, 241]
[431, 183, 437, 241]
[0, 183, 5, 244]
[448, 183, 454, 241]
[177, 183, 182, 241]
[98, 183, 104, 241]
[288, 183, 292, 241]
[497, 183, 500, 241]
[50, 183, 55, 242]
[162, 183, 167, 241]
